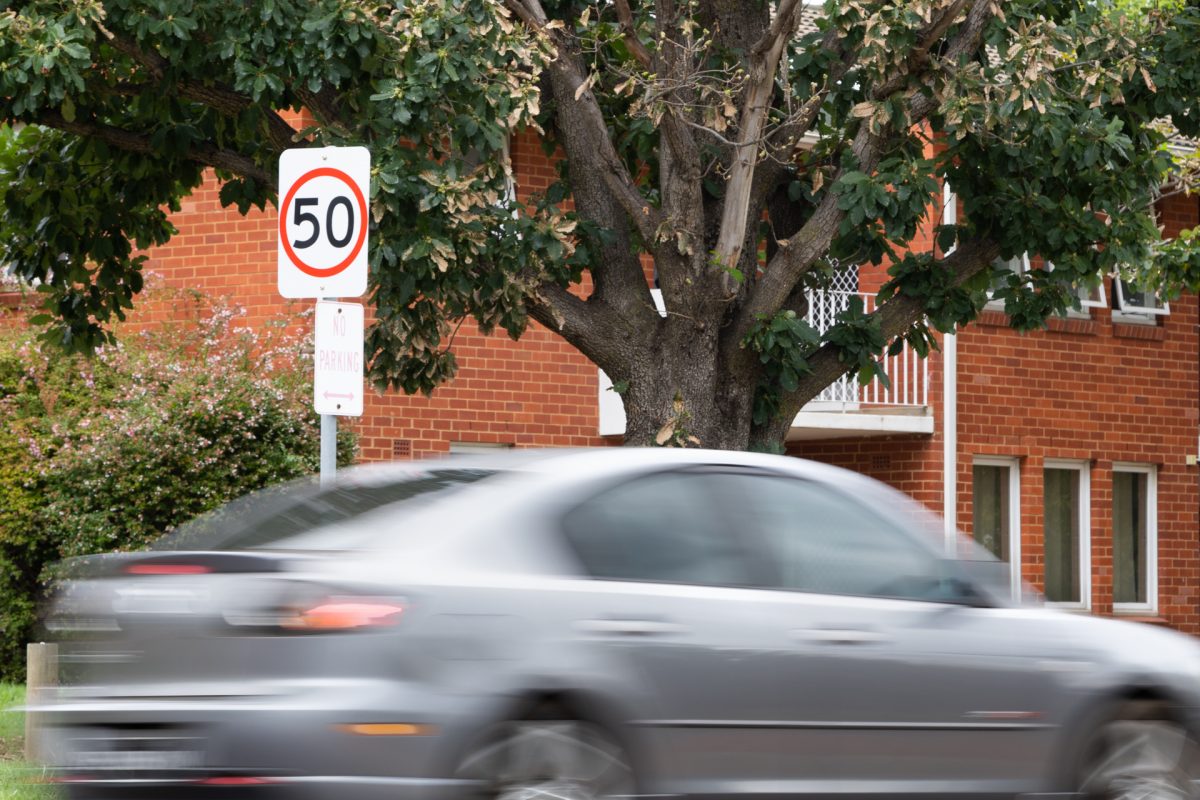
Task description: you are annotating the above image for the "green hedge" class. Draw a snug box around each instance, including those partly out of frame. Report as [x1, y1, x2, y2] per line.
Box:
[0, 293, 355, 680]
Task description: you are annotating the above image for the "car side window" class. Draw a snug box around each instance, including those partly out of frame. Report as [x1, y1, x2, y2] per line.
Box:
[731, 474, 948, 601]
[561, 471, 757, 587]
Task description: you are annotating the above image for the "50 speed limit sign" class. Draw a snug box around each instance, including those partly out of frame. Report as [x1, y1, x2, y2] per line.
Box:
[277, 146, 370, 298]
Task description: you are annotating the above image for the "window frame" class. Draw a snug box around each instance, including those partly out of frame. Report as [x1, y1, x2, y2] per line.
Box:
[972, 456, 1022, 600]
[1113, 276, 1170, 321]
[1042, 459, 1091, 610]
[1073, 277, 1108, 310]
[1045, 261, 1106, 317]
[984, 253, 1031, 311]
[1111, 462, 1158, 615]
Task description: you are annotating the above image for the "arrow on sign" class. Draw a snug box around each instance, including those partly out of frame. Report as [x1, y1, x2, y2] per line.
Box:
[323, 391, 355, 401]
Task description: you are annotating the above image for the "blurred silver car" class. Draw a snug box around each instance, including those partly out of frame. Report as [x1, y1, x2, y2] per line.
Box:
[36, 448, 1200, 799]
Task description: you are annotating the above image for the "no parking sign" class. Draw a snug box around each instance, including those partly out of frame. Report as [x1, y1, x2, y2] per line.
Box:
[277, 147, 370, 298]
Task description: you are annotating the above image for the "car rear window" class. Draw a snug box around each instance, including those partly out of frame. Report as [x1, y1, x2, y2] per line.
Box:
[155, 469, 496, 551]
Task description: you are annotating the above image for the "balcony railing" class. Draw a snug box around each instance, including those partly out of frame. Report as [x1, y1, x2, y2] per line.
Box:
[597, 289, 933, 439]
[803, 290, 928, 410]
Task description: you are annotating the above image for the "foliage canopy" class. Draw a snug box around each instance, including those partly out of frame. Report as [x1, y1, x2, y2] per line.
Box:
[2, 0, 1199, 449]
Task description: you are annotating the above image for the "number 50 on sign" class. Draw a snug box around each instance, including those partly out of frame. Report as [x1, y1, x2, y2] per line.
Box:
[278, 147, 370, 298]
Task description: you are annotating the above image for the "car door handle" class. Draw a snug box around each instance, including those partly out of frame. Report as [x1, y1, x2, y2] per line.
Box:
[575, 619, 688, 636]
[792, 628, 890, 645]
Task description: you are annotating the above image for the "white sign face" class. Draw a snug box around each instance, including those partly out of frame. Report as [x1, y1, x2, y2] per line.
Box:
[314, 300, 364, 416]
[278, 146, 370, 298]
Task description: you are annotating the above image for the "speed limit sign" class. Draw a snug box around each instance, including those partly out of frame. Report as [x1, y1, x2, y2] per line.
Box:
[277, 146, 370, 298]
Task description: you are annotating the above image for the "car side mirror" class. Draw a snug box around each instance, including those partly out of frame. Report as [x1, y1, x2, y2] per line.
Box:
[943, 558, 1011, 608]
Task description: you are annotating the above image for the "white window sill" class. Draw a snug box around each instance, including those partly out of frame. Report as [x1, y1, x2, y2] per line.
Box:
[1113, 604, 1158, 615]
[1112, 312, 1162, 326]
[1046, 602, 1091, 613]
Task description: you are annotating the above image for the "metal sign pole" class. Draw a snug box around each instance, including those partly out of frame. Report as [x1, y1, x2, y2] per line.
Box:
[320, 412, 337, 487]
[319, 296, 336, 487]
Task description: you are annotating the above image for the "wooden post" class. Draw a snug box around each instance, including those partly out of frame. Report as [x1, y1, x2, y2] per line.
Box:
[25, 642, 58, 762]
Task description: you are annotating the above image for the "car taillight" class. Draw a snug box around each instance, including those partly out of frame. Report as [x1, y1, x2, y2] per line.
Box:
[280, 600, 405, 631]
[125, 564, 211, 575]
[222, 585, 405, 633]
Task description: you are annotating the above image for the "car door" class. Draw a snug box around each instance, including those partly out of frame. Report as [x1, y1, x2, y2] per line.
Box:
[557, 468, 794, 797]
[723, 471, 1069, 797]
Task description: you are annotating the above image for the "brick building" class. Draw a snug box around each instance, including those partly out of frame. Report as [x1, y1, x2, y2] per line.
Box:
[2, 129, 1197, 632]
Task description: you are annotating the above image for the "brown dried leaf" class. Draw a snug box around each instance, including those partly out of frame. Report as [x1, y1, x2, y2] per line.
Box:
[574, 73, 596, 102]
[655, 419, 676, 446]
[1140, 66, 1157, 94]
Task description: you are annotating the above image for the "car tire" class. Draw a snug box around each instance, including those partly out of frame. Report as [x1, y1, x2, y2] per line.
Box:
[453, 708, 636, 800]
[1074, 700, 1200, 799]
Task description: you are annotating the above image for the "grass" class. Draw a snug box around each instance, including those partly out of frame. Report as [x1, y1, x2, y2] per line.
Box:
[0, 684, 23, 758]
[1, 684, 57, 800]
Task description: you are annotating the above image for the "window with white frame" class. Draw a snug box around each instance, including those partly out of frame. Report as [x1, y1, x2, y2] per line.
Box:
[985, 254, 1029, 310]
[972, 457, 1021, 596]
[1073, 276, 1108, 311]
[1042, 461, 1090, 608]
[1045, 262, 1106, 318]
[1113, 276, 1169, 322]
[1112, 464, 1157, 612]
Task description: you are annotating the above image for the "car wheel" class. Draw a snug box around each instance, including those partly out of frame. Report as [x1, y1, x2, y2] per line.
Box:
[454, 716, 636, 800]
[1076, 702, 1200, 799]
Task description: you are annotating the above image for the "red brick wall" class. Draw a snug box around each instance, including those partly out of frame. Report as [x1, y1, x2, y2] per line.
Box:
[953, 192, 1200, 630]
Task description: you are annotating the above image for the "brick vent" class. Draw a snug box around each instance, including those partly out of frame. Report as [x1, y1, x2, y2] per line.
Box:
[392, 439, 412, 460]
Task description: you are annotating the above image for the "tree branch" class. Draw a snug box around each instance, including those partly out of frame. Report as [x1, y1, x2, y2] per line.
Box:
[526, 281, 644, 376]
[35, 111, 274, 188]
[292, 85, 347, 133]
[733, 0, 995, 345]
[711, 0, 804, 295]
[649, 0, 708, 310]
[613, 0, 652, 69]
[794, 236, 999, 405]
[504, 0, 663, 244]
[750, 235, 1000, 446]
[752, 0, 803, 57]
[104, 33, 298, 154]
[732, 121, 884, 344]
[872, 0, 987, 106]
[761, 25, 858, 168]
[504, 0, 660, 331]
[502, 0, 547, 29]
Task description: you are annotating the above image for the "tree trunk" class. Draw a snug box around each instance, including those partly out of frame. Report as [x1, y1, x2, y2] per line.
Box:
[618, 322, 757, 450]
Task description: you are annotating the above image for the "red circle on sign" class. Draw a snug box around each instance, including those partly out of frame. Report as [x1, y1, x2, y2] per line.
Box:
[279, 166, 368, 278]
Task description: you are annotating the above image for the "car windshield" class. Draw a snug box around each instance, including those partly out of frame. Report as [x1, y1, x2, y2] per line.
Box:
[154, 468, 497, 551]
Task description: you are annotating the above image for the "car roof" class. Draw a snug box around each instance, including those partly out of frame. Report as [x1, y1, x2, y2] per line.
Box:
[334, 447, 857, 487]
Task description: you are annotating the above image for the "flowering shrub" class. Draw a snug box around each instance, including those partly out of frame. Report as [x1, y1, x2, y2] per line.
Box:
[0, 292, 355, 680]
